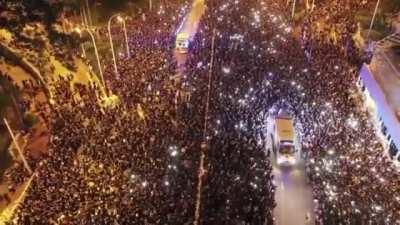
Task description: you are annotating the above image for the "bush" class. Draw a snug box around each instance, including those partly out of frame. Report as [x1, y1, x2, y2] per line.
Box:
[0, 93, 11, 118]
[23, 112, 38, 128]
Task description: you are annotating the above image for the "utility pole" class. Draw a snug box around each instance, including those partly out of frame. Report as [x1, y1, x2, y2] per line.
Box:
[193, 28, 217, 225]
[108, 14, 120, 77]
[311, 0, 315, 12]
[122, 18, 130, 58]
[3, 118, 32, 175]
[85, 0, 93, 27]
[292, 0, 297, 20]
[76, 28, 106, 94]
[367, 0, 381, 39]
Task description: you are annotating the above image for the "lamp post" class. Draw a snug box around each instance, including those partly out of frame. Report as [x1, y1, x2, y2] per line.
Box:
[108, 14, 130, 77]
[108, 14, 120, 77]
[367, 0, 381, 39]
[77, 31, 87, 58]
[193, 28, 217, 225]
[291, 0, 297, 20]
[120, 17, 131, 58]
[85, 0, 93, 27]
[311, 0, 315, 12]
[3, 118, 32, 175]
[75, 28, 106, 91]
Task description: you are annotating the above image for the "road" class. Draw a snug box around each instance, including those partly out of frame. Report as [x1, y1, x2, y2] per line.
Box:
[173, 0, 205, 69]
[265, 116, 315, 225]
[272, 154, 315, 225]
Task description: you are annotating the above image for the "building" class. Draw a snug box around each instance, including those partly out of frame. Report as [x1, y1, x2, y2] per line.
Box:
[358, 33, 400, 164]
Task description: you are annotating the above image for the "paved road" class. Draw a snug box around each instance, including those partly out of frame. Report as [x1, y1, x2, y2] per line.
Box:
[265, 116, 315, 225]
[173, 0, 205, 69]
[272, 154, 315, 225]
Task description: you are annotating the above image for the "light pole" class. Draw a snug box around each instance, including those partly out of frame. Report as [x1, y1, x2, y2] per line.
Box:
[3, 118, 32, 175]
[291, 0, 297, 20]
[367, 0, 381, 39]
[193, 28, 217, 225]
[311, 0, 315, 12]
[149, 0, 153, 11]
[85, 0, 93, 27]
[108, 14, 130, 77]
[121, 17, 131, 58]
[108, 14, 121, 77]
[75, 28, 106, 91]
[77, 31, 87, 58]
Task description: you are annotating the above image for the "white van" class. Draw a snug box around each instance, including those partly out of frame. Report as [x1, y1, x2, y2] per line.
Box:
[274, 111, 296, 165]
[175, 33, 190, 53]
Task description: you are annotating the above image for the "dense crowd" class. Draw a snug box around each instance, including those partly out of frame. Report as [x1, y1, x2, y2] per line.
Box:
[297, 1, 400, 224]
[2, 0, 399, 225]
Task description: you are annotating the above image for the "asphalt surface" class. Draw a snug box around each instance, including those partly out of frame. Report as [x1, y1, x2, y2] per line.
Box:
[266, 116, 315, 225]
[272, 153, 315, 225]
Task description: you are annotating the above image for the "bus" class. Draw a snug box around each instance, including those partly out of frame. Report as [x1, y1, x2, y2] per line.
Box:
[175, 33, 190, 53]
[274, 112, 296, 165]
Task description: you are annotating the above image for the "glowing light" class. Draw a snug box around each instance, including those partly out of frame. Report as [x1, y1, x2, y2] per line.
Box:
[222, 67, 231, 74]
[171, 150, 178, 157]
[346, 117, 359, 129]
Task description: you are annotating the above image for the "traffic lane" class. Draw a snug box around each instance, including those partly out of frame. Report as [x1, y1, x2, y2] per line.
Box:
[272, 155, 315, 225]
[182, 0, 205, 36]
[173, 0, 205, 68]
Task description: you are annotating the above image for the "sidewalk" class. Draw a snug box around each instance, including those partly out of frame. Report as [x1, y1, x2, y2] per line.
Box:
[0, 175, 34, 225]
[0, 121, 47, 223]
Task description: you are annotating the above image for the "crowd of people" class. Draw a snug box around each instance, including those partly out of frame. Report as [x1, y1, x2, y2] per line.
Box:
[297, 1, 400, 224]
[12, 1, 201, 224]
[2, 0, 399, 225]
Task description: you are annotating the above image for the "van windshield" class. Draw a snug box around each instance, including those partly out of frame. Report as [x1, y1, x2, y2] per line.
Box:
[279, 145, 294, 154]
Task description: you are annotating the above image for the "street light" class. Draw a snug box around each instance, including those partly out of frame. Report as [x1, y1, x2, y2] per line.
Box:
[77, 31, 87, 58]
[118, 16, 131, 58]
[367, 0, 381, 39]
[291, 0, 297, 20]
[75, 27, 106, 91]
[311, 0, 315, 12]
[108, 14, 131, 77]
[3, 118, 32, 175]
[193, 28, 217, 225]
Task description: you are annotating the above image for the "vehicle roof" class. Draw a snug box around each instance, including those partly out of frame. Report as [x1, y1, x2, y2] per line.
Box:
[276, 109, 291, 118]
[176, 33, 190, 39]
[275, 117, 294, 141]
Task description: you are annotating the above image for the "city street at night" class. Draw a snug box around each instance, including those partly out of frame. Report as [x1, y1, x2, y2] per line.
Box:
[0, 0, 399, 225]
